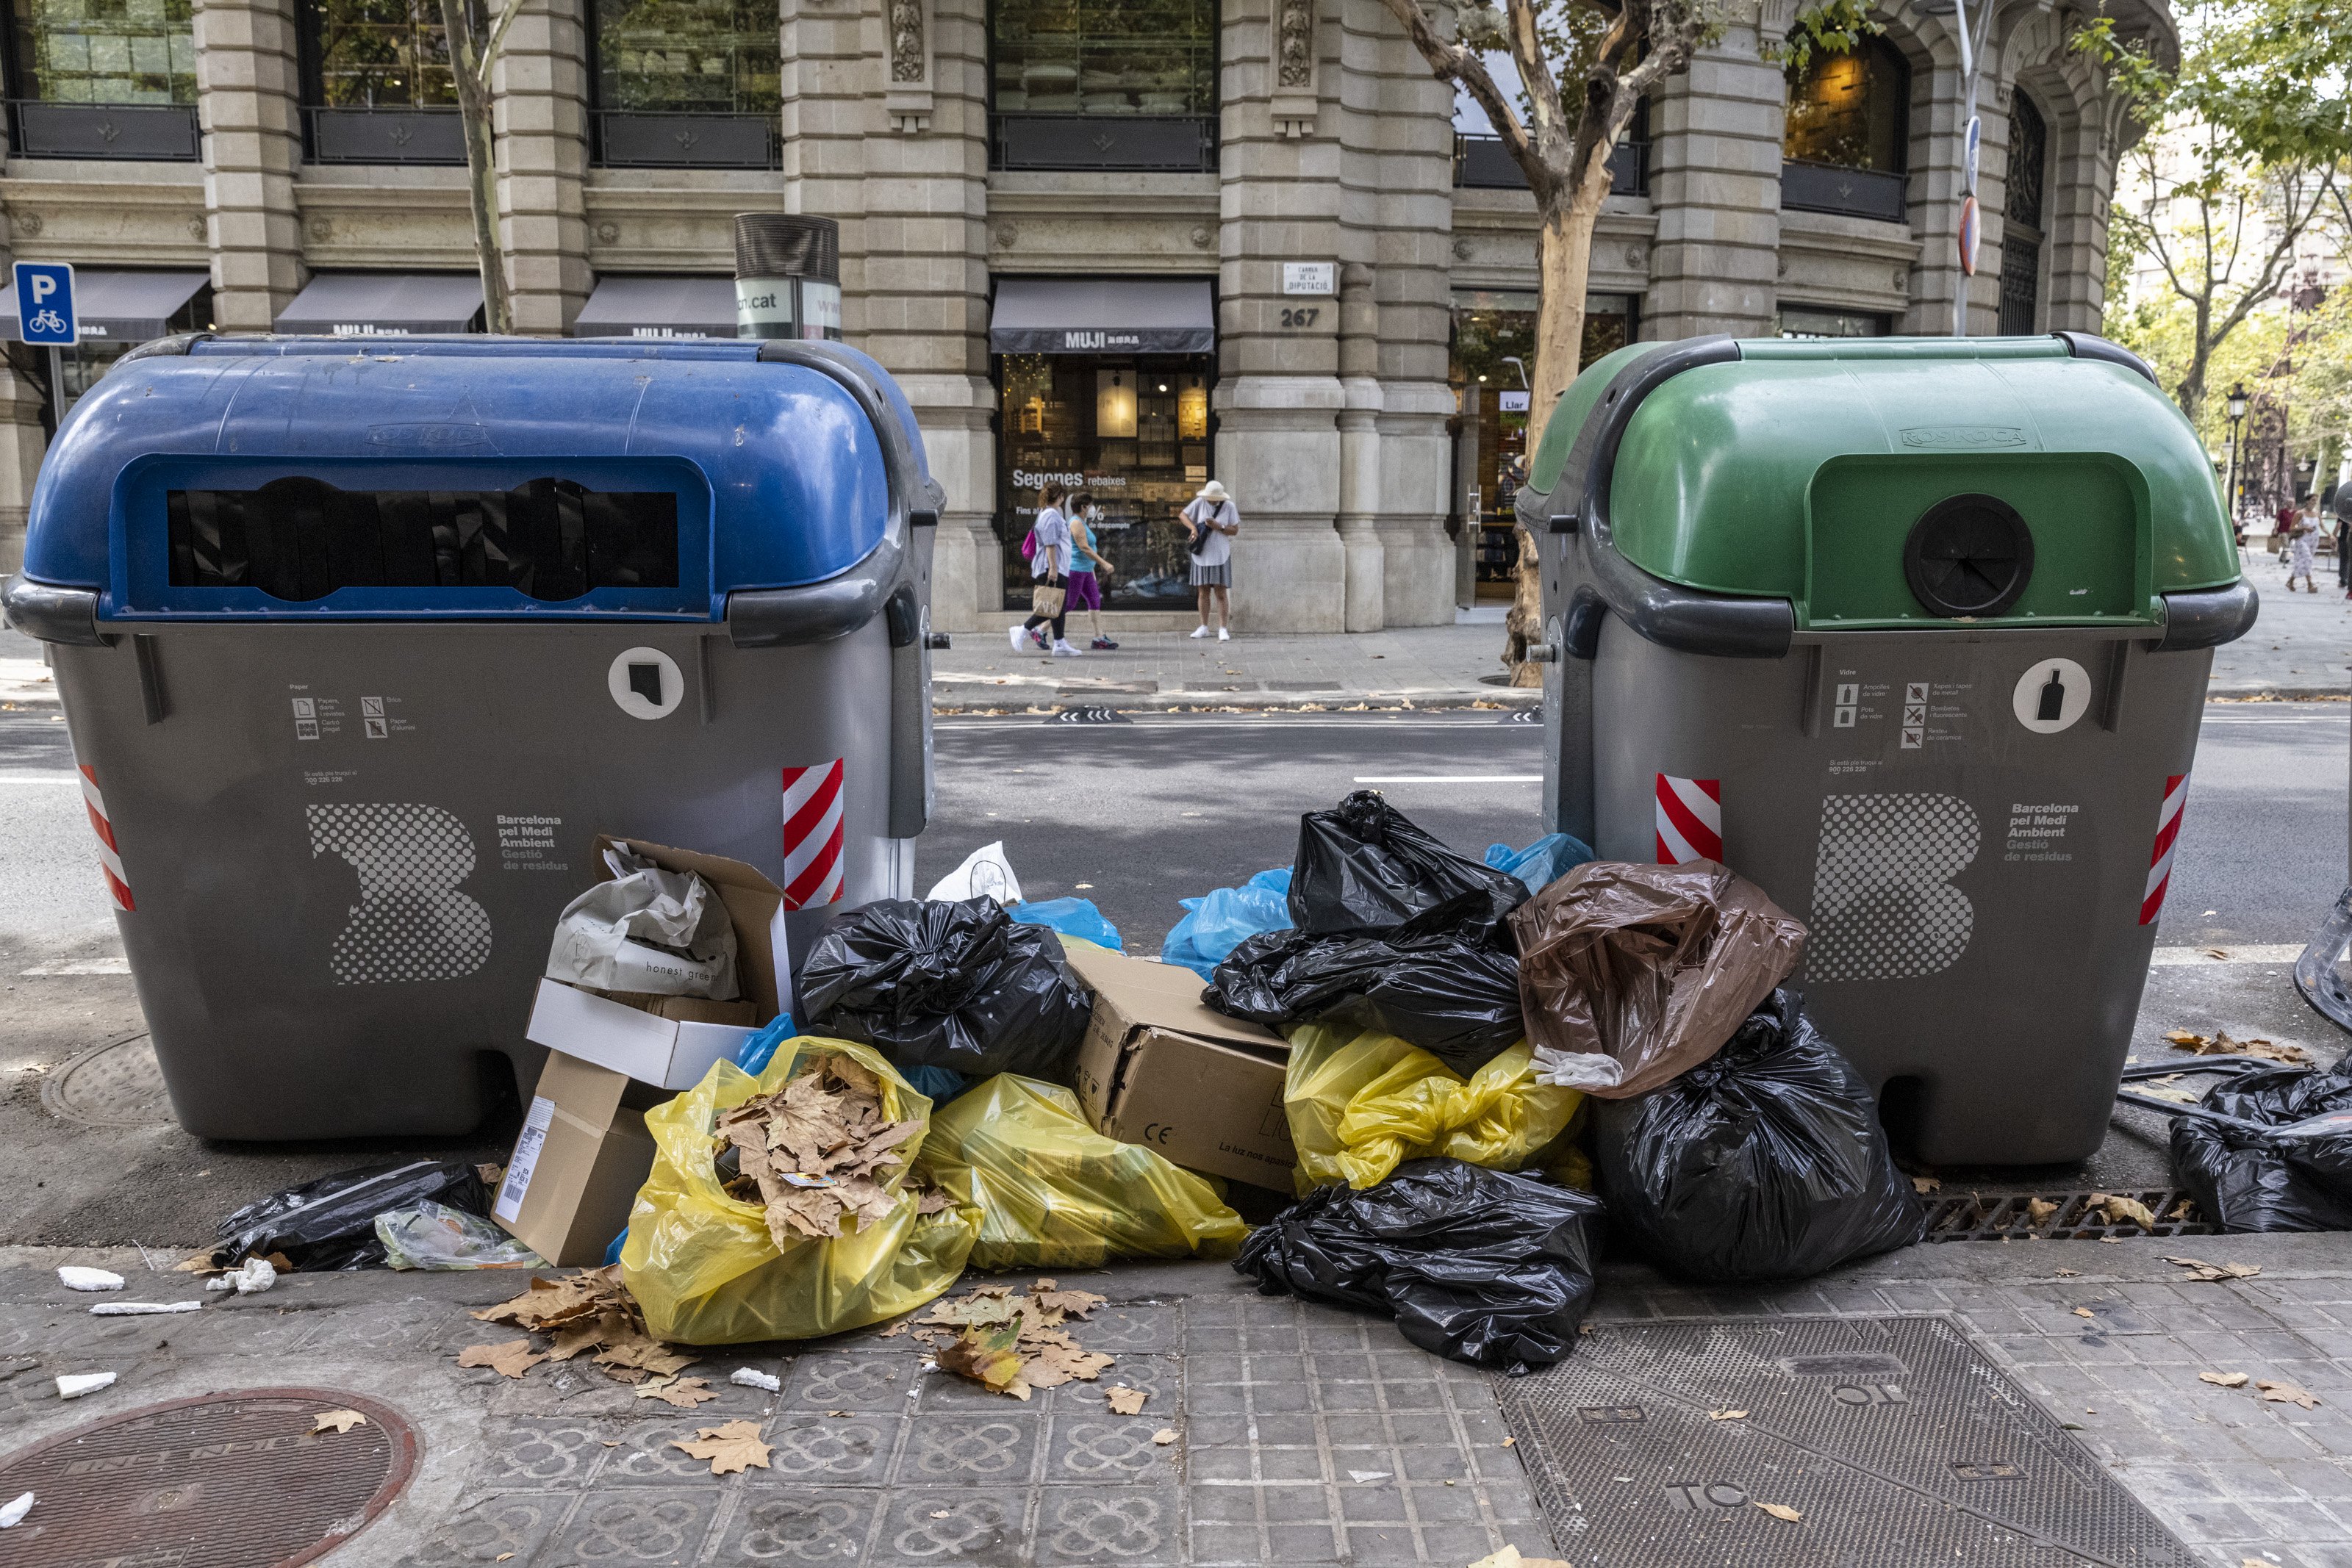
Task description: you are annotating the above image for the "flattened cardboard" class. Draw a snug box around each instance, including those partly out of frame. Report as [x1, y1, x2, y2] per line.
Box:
[1061, 945, 1296, 1189]
[524, 835, 792, 1088]
[493, 1051, 661, 1267]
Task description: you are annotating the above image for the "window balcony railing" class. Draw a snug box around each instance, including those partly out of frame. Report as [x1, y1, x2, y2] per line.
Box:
[593, 110, 779, 170]
[7, 100, 198, 159]
[302, 106, 465, 165]
[992, 112, 1216, 173]
[1452, 132, 1647, 198]
[1780, 159, 1908, 223]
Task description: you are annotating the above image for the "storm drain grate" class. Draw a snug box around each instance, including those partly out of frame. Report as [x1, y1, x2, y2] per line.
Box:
[0, 1387, 415, 1568]
[1921, 1189, 2212, 1243]
[1496, 1315, 2195, 1567]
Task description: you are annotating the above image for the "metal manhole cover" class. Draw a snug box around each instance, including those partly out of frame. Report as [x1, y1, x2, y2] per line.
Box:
[0, 1388, 415, 1567]
[1497, 1315, 2194, 1567]
[39, 1034, 176, 1127]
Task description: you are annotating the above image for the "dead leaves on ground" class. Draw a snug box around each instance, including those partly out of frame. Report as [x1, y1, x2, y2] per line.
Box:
[2084, 1193, 2158, 1231]
[457, 1339, 546, 1380]
[917, 1279, 1116, 1401]
[635, 1375, 720, 1409]
[1706, 1408, 1749, 1421]
[2260, 1380, 2323, 1409]
[459, 1267, 695, 1389]
[2200, 1371, 2251, 1388]
[309, 1409, 368, 1434]
[1105, 1386, 1149, 1415]
[2165, 1256, 2262, 1283]
[1752, 1501, 1802, 1522]
[670, 1419, 772, 1475]
[2164, 1029, 2314, 1068]
[717, 1054, 922, 1247]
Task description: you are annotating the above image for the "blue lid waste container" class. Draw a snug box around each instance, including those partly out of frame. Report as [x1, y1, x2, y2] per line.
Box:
[1, 334, 945, 1140]
[1516, 333, 2256, 1166]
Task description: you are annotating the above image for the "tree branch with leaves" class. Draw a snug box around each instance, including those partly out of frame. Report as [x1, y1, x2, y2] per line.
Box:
[439, 0, 530, 334]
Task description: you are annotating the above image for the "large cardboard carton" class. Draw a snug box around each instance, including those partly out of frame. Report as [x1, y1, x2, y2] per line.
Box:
[526, 835, 793, 1090]
[1061, 943, 1296, 1190]
[492, 1051, 663, 1267]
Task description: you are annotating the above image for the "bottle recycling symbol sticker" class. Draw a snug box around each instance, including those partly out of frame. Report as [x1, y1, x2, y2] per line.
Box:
[2012, 658, 2090, 734]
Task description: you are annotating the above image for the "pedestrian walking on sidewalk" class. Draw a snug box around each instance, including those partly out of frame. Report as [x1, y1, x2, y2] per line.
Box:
[1012, 483, 1076, 655]
[2286, 497, 2321, 594]
[1066, 493, 1118, 650]
[2336, 491, 2352, 597]
[1183, 480, 1241, 641]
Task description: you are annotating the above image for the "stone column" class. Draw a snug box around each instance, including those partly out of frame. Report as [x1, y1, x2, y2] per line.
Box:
[1216, 0, 1346, 633]
[1335, 264, 1383, 631]
[194, 0, 304, 331]
[496, 1, 591, 335]
[1643, 4, 1785, 337]
[1899, 10, 1992, 334]
[0, 119, 48, 572]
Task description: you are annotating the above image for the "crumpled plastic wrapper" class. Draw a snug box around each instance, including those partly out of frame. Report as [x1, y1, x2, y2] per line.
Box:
[546, 844, 739, 999]
[1510, 860, 1805, 1098]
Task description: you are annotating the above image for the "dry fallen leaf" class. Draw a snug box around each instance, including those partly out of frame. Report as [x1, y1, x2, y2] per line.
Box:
[2163, 1255, 2262, 1282]
[2168, 1200, 2195, 1222]
[496, 1557, 513, 1564]
[2199, 1372, 2251, 1388]
[1105, 1386, 1149, 1415]
[2165, 1029, 2312, 1068]
[940, 1321, 1031, 1400]
[309, 1409, 368, 1434]
[1753, 1501, 1802, 1522]
[1707, 1409, 1749, 1421]
[2026, 1198, 2059, 1225]
[1502, 1436, 1515, 1447]
[2073, 1307, 2096, 1320]
[1152, 1428, 1178, 1445]
[2087, 1193, 2158, 1230]
[457, 1340, 546, 1380]
[717, 1054, 922, 1246]
[1910, 1176, 1941, 1195]
[1465, 1548, 1574, 1568]
[670, 1419, 773, 1475]
[2259, 1380, 2321, 1409]
[634, 1375, 719, 1409]
[2055, 1267, 2080, 1278]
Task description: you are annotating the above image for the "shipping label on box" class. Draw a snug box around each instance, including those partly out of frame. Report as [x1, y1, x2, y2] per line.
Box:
[493, 1051, 660, 1267]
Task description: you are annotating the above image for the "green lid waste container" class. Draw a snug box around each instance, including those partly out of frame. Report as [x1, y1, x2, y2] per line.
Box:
[1516, 333, 2254, 1165]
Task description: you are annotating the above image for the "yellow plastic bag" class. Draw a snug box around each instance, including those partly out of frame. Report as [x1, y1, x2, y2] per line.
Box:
[620, 1035, 976, 1345]
[1283, 1023, 1585, 1193]
[917, 1074, 1247, 1270]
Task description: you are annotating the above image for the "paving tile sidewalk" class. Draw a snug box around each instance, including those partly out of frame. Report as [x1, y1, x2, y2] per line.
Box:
[6, 1234, 2352, 1567]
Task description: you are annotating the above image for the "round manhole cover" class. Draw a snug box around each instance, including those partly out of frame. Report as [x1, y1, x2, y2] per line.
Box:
[40, 1034, 175, 1127]
[0, 1389, 414, 1567]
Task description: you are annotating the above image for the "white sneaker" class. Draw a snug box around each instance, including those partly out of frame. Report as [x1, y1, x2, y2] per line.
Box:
[1052, 641, 1082, 658]
[1217, 627, 1230, 641]
[1190, 625, 1211, 639]
[1008, 624, 1030, 652]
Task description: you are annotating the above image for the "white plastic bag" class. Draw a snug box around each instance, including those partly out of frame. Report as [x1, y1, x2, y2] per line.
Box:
[925, 841, 1023, 905]
[545, 844, 740, 999]
[375, 1201, 545, 1270]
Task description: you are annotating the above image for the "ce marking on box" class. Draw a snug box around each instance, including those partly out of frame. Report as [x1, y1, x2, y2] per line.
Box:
[1140, 1123, 1177, 1145]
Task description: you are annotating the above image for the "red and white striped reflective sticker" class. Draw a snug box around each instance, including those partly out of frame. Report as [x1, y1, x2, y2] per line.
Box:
[1655, 774, 1723, 865]
[2141, 772, 2190, 927]
[781, 758, 845, 911]
[79, 764, 134, 911]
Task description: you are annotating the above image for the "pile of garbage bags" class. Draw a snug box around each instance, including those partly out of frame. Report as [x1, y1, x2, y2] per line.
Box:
[2170, 1057, 2352, 1231]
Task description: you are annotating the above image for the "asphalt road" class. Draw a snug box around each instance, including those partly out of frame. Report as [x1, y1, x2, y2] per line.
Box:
[0, 702, 2346, 1245]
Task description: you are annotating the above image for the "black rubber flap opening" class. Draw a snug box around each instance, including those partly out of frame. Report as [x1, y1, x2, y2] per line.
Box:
[1902, 493, 2035, 618]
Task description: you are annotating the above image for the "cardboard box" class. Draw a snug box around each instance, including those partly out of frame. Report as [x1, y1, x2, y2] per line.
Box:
[492, 1050, 664, 1267]
[1061, 943, 1297, 1190]
[525, 836, 792, 1090]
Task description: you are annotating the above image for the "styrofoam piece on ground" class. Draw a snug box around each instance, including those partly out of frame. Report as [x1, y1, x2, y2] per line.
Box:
[90, 1301, 202, 1317]
[730, 1368, 781, 1392]
[56, 1373, 115, 1399]
[57, 1267, 124, 1292]
[0, 1492, 32, 1528]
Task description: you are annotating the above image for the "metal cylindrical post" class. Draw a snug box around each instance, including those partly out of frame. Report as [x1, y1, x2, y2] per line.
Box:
[734, 214, 843, 341]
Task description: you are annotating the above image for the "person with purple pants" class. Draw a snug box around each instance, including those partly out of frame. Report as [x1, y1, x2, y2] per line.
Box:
[1065, 492, 1117, 651]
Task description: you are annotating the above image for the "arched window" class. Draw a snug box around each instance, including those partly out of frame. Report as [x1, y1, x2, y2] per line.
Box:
[1781, 37, 1910, 221]
[1999, 92, 2048, 334]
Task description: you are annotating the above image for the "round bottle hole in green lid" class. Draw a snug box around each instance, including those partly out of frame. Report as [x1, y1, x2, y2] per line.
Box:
[1903, 493, 2035, 618]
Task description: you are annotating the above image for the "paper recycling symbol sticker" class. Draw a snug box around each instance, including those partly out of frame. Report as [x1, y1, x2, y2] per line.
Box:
[2012, 658, 2090, 735]
[609, 647, 684, 720]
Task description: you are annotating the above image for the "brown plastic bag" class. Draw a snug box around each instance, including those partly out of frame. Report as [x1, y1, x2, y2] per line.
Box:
[1509, 860, 1806, 1099]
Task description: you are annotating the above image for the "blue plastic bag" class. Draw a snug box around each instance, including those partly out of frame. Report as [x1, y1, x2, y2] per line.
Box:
[1163, 868, 1294, 980]
[1483, 834, 1595, 895]
[904, 1064, 970, 1103]
[1010, 897, 1125, 952]
[731, 1013, 799, 1078]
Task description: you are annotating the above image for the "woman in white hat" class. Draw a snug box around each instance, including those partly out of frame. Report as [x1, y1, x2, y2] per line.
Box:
[1181, 480, 1241, 640]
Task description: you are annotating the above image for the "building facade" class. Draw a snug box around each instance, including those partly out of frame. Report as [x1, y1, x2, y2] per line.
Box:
[0, 0, 2172, 631]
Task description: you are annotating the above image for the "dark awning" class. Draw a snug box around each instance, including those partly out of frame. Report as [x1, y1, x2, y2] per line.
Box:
[274, 273, 485, 336]
[0, 269, 209, 344]
[989, 277, 1213, 354]
[572, 276, 740, 340]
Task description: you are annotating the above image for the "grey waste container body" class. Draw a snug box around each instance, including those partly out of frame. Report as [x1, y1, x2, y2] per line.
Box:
[2, 336, 942, 1140]
[1518, 334, 2256, 1166]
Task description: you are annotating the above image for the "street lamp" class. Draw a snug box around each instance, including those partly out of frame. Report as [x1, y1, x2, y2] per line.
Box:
[2226, 381, 2249, 528]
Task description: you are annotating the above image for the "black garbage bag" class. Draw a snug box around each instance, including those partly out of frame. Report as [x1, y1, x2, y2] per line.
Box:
[2172, 1057, 2352, 1232]
[1204, 894, 1524, 1074]
[209, 1159, 491, 1271]
[1291, 790, 1529, 943]
[1591, 990, 1924, 1283]
[798, 896, 1092, 1076]
[1234, 1157, 1602, 1374]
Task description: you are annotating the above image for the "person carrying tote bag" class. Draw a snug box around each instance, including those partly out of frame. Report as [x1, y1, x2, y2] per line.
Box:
[1011, 482, 1079, 656]
[1183, 480, 1241, 641]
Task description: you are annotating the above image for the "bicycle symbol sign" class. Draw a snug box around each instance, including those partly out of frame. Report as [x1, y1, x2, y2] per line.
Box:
[12, 262, 78, 347]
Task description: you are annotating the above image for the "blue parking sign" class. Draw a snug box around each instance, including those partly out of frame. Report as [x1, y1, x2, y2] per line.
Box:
[14, 262, 76, 347]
